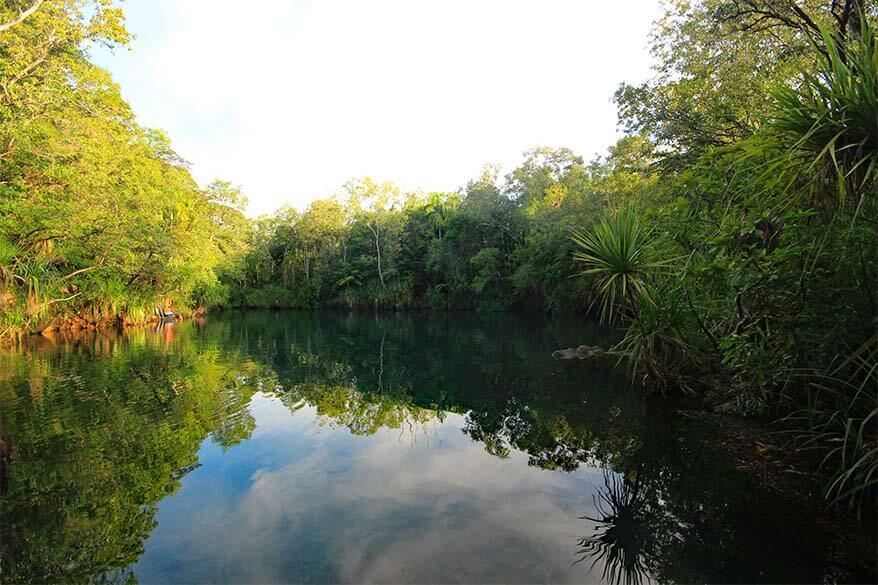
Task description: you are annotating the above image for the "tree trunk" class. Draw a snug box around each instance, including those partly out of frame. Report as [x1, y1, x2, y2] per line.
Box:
[368, 223, 385, 288]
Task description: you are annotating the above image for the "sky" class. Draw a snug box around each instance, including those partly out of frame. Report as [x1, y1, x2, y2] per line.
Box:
[93, 0, 662, 216]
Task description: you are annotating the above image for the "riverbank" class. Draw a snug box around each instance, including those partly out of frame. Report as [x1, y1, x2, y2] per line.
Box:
[18, 306, 205, 338]
[687, 410, 877, 583]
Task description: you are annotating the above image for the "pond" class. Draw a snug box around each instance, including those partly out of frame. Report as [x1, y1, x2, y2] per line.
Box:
[0, 311, 866, 583]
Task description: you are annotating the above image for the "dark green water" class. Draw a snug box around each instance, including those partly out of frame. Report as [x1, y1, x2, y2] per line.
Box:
[0, 311, 866, 584]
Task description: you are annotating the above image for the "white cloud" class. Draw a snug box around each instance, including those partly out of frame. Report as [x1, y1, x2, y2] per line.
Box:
[94, 0, 661, 215]
[135, 395, 611, 583]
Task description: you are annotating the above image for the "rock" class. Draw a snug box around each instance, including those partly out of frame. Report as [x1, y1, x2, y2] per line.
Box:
[552, 345, 608, 360]
[552, 345, 609, 360]
[551, 348, 578, 360]
[576, 345, 606, 359]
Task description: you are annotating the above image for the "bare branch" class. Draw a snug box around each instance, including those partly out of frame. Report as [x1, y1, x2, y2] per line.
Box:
[60, 266, 101, 281]
[0, 0, 45, 34]
[40, 291, 81, 308]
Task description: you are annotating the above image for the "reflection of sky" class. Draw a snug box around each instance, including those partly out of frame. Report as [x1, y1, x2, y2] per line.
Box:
[133, 393, 608, 584]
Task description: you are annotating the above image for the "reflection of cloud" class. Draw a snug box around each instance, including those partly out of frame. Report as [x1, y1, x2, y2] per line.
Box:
[135, 395, 609, 584]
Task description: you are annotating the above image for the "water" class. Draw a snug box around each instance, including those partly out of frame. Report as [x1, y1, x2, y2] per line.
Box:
[0, 311, 864, 583]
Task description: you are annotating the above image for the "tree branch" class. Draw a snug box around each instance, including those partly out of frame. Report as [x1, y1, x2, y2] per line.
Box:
[40, 291, 81, 308]
[60, 266, 101, 281]
[1, 31, 59, 104]
[0, 0, 44, 34]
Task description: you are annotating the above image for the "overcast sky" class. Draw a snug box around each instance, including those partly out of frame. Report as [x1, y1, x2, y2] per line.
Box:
[93, 0, 662, 216]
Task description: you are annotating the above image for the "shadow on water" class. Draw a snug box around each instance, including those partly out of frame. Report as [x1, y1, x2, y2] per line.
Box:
[0, 310, 873, 583]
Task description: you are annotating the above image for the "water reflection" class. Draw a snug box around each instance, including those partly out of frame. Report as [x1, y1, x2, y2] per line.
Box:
[575, 470, 661, 585]
[0, 311, 867, 583]
[155, 319, 175, 344]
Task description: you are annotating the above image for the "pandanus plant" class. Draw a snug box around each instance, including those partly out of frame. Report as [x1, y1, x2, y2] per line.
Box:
[571, 212, 655, 324]
[572, 212, 671, 384]
[771, 18, 878, 209]
[0, 238, 22, 295]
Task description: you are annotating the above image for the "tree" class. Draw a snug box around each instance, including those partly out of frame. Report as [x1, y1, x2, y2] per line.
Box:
[613, 0, 835, 169]
[0, 0, 246, 333]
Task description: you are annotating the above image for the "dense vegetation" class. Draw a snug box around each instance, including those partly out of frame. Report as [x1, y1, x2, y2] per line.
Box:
[0, 0, 249, 337]
[1, 0, 875, 518]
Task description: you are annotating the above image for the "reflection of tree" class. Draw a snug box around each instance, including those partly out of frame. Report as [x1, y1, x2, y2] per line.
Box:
[462, 393, 638, 472]
[210, 407, 257, 450]
[571, 407, 700, 585]
[575, 469, 662, 585]
[1, 312, 846, 585]
[231, 310, 639, 472]
[285, 383, 441, 443]
[568, 397, 842, 585]
[0, 328, 267, 583]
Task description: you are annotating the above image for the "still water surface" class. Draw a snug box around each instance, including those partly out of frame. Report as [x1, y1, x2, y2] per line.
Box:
[0, 311, 845, 583]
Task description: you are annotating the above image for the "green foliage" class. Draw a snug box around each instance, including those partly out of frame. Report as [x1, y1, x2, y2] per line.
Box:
[591, 4, 877, 513]
[225, 147, 623, 312]
[236, 283, 315, 309]
[772, 19, 878, 206]
[572, 212, 657, 324]
[0, 1, 250, 336]
[783, 336, 878, 518]
[612, 0, 851, 170]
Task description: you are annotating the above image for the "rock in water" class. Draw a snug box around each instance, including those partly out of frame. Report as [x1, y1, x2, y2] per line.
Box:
[552, 345, 608, 360]
[576, 345, 606, 359]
